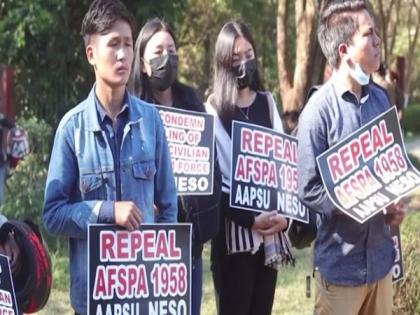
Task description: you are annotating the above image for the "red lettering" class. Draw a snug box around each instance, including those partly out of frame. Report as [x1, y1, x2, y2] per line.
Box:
[168, 230, 181, 258]
[339, 146, 353, 174]
[292, 142, 298, 164]
[254, 131, 264, 154]
[155, 231, 169, 259]
[380, 120, 394, 146]
[234, 155, 246, 181]
[328, 154, 343, 183]
[264, 133, 273, 155]
[273, 137, 282, 160]
[371, 125, 384, 153]
[360, 131, 373, 160]
[93, 266, 107, 299]
[108, 266, 117, 297]
[100, 231, 115, 262]
[349, 139, 361, 168]
[131, 232, 142, 259]
[262, 161, 269, 183]
[117, 267, 127, 297]
[117, 231, 129, 259]
[246, 156, 253, 179]
[268, 163, 277, 187]
[143, 231, 155, 260]
[284, 140, 292, 163]
[128, 267, 137, 297]
[241, 129, 253, 153]
[136, 266, 149, 297]
[254, 158, 261, 183]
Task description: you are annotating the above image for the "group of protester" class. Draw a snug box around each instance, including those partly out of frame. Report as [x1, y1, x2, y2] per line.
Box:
[0, 0, 408, 314]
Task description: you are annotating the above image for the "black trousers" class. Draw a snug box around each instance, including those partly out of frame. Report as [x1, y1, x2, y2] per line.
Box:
[211, 232, 277, 315]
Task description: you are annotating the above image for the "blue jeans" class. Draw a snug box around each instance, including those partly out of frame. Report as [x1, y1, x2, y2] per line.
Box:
[192, 247, 203, 315]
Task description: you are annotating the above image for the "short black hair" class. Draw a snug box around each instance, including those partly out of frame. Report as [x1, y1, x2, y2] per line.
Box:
[317, 0, 369, 68]
[81, 0, 135, 46]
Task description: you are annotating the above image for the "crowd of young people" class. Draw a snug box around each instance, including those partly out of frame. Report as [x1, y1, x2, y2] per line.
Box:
[21, 1, 406, 314]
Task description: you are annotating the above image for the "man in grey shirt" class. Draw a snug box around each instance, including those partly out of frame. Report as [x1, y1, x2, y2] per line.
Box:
[297, 1, 405, 314]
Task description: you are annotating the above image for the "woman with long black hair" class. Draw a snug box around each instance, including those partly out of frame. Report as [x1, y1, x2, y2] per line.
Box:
[130, 18, 221, 315]
[206, 21, 294, 315]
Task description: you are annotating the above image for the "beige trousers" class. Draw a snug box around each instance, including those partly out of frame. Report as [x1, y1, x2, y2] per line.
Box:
[314, 271, 393, 315]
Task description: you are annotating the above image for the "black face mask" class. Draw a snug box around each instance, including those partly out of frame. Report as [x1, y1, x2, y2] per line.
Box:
[148, 54, 178, 91]
[232, 58, 257, 90]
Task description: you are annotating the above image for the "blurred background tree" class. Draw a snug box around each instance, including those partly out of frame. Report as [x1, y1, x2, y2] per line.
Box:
[0, 1, 419, 312]
[1, 0, 419, 128]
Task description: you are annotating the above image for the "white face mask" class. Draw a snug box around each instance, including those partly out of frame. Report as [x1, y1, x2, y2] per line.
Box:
[348, 62, 370, 85]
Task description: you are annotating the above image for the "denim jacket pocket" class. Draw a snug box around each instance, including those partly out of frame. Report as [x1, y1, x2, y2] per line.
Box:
[80, 173, 103, 199]
[132, 161, 156, 180]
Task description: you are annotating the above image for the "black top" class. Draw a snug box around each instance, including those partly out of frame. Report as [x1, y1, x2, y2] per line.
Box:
[221, 92, 272, 137]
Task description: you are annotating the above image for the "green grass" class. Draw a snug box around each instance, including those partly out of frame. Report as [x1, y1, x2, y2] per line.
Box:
[403, 103, 420, 134]
[37, 243, 314, 315]
[37, 208, 420, 314]
[201, 245, 314, 315]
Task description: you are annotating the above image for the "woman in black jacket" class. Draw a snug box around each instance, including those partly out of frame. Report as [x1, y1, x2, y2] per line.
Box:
[130, 18, 221, 315]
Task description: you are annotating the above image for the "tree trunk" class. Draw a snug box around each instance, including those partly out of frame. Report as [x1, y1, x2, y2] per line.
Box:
[405, 0, 420, 95]
[276, 0, 320, 132]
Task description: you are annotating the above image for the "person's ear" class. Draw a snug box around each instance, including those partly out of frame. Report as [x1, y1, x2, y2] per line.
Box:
[86, 44, 96, 67]
[338, 43, 350, 62]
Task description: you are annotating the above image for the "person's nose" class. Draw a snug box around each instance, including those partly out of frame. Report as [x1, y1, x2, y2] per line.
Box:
[117, 47, 126, 61]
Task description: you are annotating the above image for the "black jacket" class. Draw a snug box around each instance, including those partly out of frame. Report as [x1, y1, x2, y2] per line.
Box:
[144, 82, 222, 251]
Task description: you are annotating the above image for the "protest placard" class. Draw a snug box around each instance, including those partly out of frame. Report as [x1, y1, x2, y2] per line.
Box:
[391, 225, 404, 283]
[0, 255, 19, 315]
[230, 121, 309, 223]
[88, 224, 191, 315]
[317, 107, 420, 223]
[156, 106, 215, 195]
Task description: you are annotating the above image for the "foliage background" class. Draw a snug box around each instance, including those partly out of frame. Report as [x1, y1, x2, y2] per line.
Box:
[0, 0, 419, 313]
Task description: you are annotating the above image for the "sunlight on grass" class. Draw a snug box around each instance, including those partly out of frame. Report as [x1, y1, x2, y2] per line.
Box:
[38, 244, 315, 314]
[200, 244, 314, 315]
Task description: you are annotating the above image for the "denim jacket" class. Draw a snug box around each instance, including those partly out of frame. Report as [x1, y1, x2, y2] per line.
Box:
[43, 86, 177, 314]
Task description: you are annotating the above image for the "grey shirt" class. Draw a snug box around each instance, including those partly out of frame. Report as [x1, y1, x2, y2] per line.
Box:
[297, 75, 395, 285]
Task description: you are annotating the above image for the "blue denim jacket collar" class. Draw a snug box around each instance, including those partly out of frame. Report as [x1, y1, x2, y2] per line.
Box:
[84, 85, 144, 132]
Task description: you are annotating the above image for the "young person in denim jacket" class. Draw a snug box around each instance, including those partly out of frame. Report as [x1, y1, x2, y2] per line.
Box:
[43, 2, 177, 314]
[130, 18, 221, 315]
